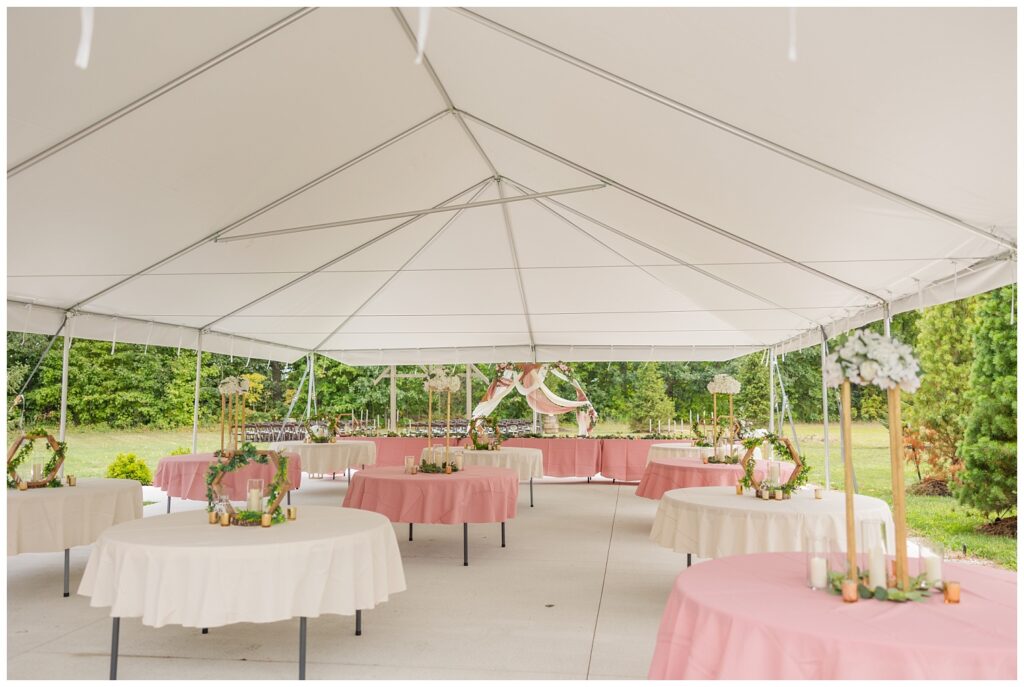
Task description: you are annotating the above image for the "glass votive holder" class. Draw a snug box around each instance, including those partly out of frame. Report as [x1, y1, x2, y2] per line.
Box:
[208, 511, 218, 524]
[919, 541, 944, 588]
[860, 519, 889, 591]
[805, 533, 830, 590]
[66, 474, 77, 486]
[31, 462, 42, 482]
[287, 506, 297, 520]
[404, 456, 415, 473]
[246, 479, 264, 513]
[16, 480, 28, 491]
[735, 480, 743, 496]
[260, 513, 272, 527]
[943, 580, 961, 604]
[814, 486, 823, 500]
[219, 511, 231, 526]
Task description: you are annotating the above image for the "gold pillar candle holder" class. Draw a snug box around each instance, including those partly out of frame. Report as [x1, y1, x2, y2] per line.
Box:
[260, 513, 272, 527]
[773, 489, 783, 500]
[16, 480, 27, 491]
[943, 581, 961, 604]
[66, 475, 77, 486]
[814, 487, 823, 500]
[219, 512, 230, 527]
[841, 579, 858, 603]
[840, 380, 857, 582]
[886, 387, 911, 591]
[287, 506, 297, 520]
[208, 511, 218, 524]
[735, 482, 743, 495]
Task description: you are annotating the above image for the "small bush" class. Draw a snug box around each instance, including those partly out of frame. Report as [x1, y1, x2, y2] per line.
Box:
[106, 453, 153, 485]
[168, 446, 191, 455]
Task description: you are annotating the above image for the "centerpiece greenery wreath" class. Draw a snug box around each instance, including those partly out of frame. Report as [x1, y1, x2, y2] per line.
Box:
[7, 428, 65, 489]
[825, 568, 940, 603]
[467, 416, 503, 451]
[737, 432, 810, 495]
[205, 442, 289, 524]
[304, 414, 338, 443]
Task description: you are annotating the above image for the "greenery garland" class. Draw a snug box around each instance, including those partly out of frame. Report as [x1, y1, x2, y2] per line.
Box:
[418, 459, 461, 474]
[304, 414, 338, 443]
[467, 416, 502, 450]
[736, 433, 811, 495]
[205, 442, 288, 524]
[7, 427, 65, 489]
[826, 568, 940, 602]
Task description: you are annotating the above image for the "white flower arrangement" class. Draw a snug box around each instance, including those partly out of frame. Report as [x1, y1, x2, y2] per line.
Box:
[424, 366, 461, 393]
[218, 376, 250, 395]
[707, 374, 741, 395]
[824, 329, 921, 393]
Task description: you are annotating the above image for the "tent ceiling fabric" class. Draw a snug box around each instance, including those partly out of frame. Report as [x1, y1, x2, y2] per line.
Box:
[7, 7, 1016, 365]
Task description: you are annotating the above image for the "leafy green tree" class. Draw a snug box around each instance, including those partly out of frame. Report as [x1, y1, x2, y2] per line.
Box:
[627, 363, 675, 430]
[734, 352, 769, 425]
[956, 286, 1016, 518]
[905, 298, 977, 482]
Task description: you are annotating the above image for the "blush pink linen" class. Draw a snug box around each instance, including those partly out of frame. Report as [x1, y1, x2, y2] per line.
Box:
[343, 466, 518, 524]
[600, 439, 670, 482]
[153, 452, 302, 501]
[649, 552, 1016, 680]
[636, 457, 795, 500]
[502, 437, 602, 477]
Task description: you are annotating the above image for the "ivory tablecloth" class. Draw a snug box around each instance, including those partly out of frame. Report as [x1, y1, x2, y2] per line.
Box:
[421, 446, 543, 480]
[8, 478, 143, 555]
[636, 457, 794, 500]
[78, 506, 405, 628]
[649, 552, 1016, 679]
[343, 466, 518, 524]
[650, 486, 894, 557]
[646, 443, 748, 464]
[153, 452, 302, 501]
[270, 440, 376, 474]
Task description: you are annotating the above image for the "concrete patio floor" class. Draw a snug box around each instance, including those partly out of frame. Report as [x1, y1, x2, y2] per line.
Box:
[7, 475, 689, 680]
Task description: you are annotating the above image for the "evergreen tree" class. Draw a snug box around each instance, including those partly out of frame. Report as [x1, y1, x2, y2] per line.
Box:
[627, 363, 675, 430]
[734, 352, 769, 425]
[955, 286, 1017, 518]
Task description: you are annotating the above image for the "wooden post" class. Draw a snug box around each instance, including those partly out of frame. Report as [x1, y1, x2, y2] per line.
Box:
[712, 392, 719, 459]
[220, 393, 226, 454]
[427, 389, 433, 451]
[445, 390, 451, 464]
[887, 387, 910, 591]
[728, 395, 735, 450]
[840, 380, 857, 584]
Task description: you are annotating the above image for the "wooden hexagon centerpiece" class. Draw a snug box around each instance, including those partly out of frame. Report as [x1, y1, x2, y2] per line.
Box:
[7, 430, 66, 489]
[741, 434, 804, 498]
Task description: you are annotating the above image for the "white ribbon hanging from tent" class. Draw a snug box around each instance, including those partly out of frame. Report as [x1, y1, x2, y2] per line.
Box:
[75, 8, 95, 69]
[414, 7, 430, 65]
[471, 362, 597, 436]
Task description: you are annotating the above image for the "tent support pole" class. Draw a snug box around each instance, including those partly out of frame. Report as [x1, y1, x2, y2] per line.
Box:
[497, 179, 536, 352]
[58, 326, 72, 444]
[191, 332, 203, 453]
[883, 302, 892, 336]
[768, 348, 776, 434]
[773, 357, 802, 455]
[276, 363, 309, 442]
[465, 365, 472, 419]
[389, 365, 398, 431]
[820, 333, 831, 490]
[305, 354, 314, 420]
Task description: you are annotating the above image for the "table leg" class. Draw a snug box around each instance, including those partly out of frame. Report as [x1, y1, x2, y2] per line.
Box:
[587, 477, 591, 483]
[612, 478, 616, 484]
[298, 617, 307, 680]
[109, 617, 120, 680]
[501, 522, 506, 548]
[332, 472, 336, 480]
[287, 490, 291, 506]
[355, 610, 362, 636]
[686, 553, 692, 568]
[166, 495, 171, 514]
[463, 523, 469, 567]
[530, 478, 534, 507]
[409, 523, 413, 541]
[201, 628, 208, 634]
[63, 548, 70, 597]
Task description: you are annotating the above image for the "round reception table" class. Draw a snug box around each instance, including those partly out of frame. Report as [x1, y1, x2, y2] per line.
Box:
[646, 442, 752, 464]
[270, 440, 376, 477]
[153, 452, 302, 511]
[636, 457, 794, 500]
[343, 466, 518, 566]
[8, 478, 143, 597]
[650, 486, 894, 562]
[78, 506, 406, 679]
[421, 445, 543, 507]
[648, 552, 1016, 680]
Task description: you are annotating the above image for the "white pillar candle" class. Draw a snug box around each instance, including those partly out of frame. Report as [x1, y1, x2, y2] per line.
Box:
[649, 419, 652, 432]
[769, 461, 781, 485]
[658, 420, 662, 433]
[809, 556, 827, 589]
[868, 545, 887, 590]
[246, 488, 262, 513]
[924, 553, 942, 585]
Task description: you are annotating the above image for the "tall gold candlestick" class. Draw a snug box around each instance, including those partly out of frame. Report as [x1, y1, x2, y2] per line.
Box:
[445, 390, 451, 464]
[712, 392, 718, 459]
[427, 389, 433, 451]
[887, 387, 910, 591]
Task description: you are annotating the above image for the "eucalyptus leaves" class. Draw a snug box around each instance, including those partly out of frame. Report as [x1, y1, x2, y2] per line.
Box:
[826, 569, 940, 603]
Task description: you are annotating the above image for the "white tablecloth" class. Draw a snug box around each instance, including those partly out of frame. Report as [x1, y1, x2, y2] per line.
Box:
[651, 486, 894, 558]
[7, 478, 142, 556]
[421, 446, 543, 480]
[78, 506, 406, 628]
[270, 440, 376, 474]
[647, 443, 755, 464]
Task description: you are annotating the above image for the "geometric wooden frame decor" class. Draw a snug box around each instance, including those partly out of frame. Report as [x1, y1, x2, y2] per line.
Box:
[740, 434, 803, 493]
[7, 431, 65, 489]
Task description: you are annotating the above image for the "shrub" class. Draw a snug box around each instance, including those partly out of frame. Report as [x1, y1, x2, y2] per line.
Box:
[168, 446, 191, 455]
[106, 453, 153, 485]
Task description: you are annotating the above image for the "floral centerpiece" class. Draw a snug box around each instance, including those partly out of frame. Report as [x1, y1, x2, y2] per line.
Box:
[304, 414, 338, 443]
[824, 329, 921, 392]
[706, 374, 741, 458]
[7, 428, 66, 489]
[424, 366, 461, 465]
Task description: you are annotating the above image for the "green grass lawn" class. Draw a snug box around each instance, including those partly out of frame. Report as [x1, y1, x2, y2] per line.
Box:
[17, 421, 1015, 569]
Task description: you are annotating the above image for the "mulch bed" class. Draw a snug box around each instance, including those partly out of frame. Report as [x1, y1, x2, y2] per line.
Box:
[907, 477, 952, 497]
[978, 516, 1017, 539]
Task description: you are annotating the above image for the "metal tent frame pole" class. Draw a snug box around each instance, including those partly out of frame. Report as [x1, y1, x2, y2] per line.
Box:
[497, 179, 537, 357]
[389, 365, 398, 431]
[276, 363, 309, 442]
[305, 353, 315, 420]
[768, 348, 776, 434]
[772, 356, 802, 455]
[58, 319, 72, 444]
[191, 332, 203, 453]
[820, 332, 831, 490]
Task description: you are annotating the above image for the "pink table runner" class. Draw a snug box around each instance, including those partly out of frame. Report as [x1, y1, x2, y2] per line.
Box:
[600, 439, 674, 481]
[153, 452, 301, 501]
[343, 466, 518, 524]
[636, 457, 796, 500]
[649, 552, 1016, 680]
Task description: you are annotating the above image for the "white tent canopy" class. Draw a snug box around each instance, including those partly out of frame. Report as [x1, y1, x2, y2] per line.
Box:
[7, 7, 1016, 365]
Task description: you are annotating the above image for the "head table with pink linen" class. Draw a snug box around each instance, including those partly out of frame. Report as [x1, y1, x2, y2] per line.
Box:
[651, 486, 894, 566]
[8, 477, 143, 598]
[78, 506, 405, 680]
[600, 439, 690, 482]
[636, 456, 791, 500]
[343, 465, 518, 566]
[153, 452, 301, 512]
[648, 552, 1015, 680]
[269, 440, 376, 478]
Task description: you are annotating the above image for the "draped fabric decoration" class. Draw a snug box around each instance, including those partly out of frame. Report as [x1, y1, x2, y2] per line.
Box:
[471, 362, 598, 436]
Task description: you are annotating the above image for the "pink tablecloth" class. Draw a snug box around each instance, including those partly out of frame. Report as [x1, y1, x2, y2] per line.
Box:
[343, 466, 518, 524]
[502, 438, 601, 477]
[153, 452, 302, 501]
[636, 457, 796, 500]
[601, 439, 683, 481]
[649, 552, 1016, 680]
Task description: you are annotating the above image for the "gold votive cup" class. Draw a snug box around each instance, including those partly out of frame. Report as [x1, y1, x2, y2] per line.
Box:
[16, 480, 28, 491]
[208, 511, 218, 525]
[445, 464, 452, 475]
[66, 475, 77, 487]
[287, 506, 297, 520]
[841, 579, 859, 603]
[773, 490, 783, 500]
[735, 482, 743, 496]
[814, 487, 823, 500]
[219, 512, 230, 527]
[944, 581, 961, 604]
[260, 513, 272, 528]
